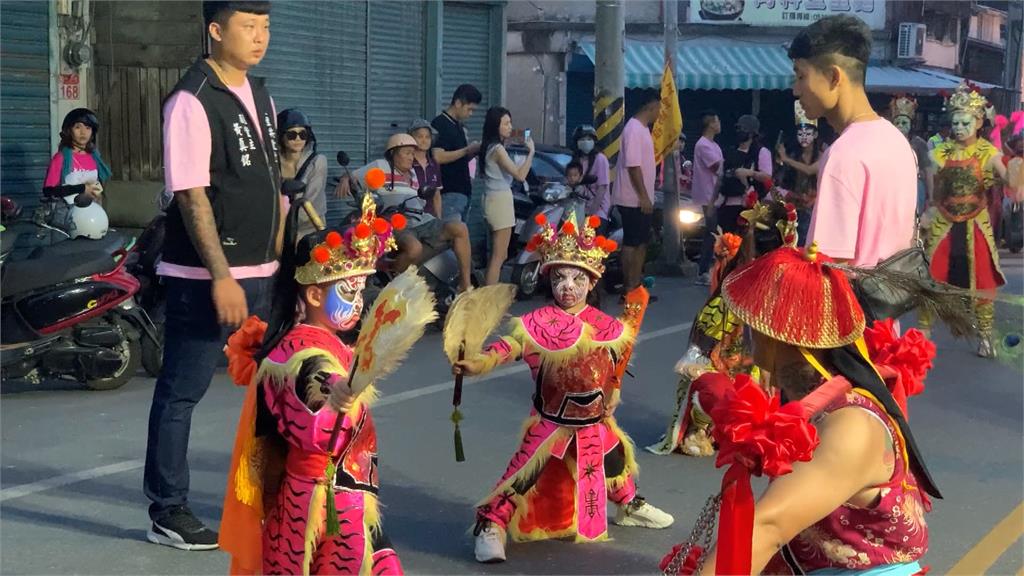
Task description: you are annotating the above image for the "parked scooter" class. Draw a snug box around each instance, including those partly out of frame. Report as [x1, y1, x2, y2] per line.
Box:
[0, 196, 161, 390]
[335, 151, 467, 319]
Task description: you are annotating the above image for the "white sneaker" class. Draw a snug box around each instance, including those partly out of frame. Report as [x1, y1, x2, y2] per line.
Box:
[695, 272, 711, 286]
[474, 522, 507, 563]
[612, 496, 675, 529]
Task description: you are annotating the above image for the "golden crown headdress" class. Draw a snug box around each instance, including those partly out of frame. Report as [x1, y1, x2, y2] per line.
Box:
[944, 81, 989, 118]
[526, 211, 616, 278]
[794, 100, 817, 128]
[738, 192, 800, 248]
[294, 193, 406, 285]
[889, 94, 918, 121]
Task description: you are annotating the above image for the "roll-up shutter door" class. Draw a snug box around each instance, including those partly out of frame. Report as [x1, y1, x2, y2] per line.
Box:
[367, 1, 425, 159]
[1, 1, 52, 208]
[440, 2, 493, 142]
[256, 1, 367, 224]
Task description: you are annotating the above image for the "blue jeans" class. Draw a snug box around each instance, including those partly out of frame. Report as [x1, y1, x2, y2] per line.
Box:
[143, 275, 272, 520]
[442, 192, 470, 223]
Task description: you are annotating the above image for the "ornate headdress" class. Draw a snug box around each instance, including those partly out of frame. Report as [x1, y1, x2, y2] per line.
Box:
[794, 100, 817, 128]
[526, 211, 617, 277]
[944, 81, 990, 119]
[722, 243, 865, 349]
[889, 94, 918, 121]
[294, 193, 406, 285]
[738, 192, 799, 248]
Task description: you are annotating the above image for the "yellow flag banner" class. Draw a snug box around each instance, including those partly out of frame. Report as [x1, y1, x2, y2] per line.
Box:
[652, 55, 682, 165]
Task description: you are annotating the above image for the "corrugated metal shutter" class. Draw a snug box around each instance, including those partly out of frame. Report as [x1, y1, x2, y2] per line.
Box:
[367, 1, 425, 159]
[440, 2, 493, 142]
[1, 1, 51, 208]
[256, 0, 367, 223]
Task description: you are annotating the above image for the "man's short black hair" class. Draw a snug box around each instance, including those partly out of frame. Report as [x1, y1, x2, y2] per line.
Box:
[203, 1, 271, 27]
[632, 89, 660, 116]
[451, 84, 483, 106]
[787, 15, 871, 85]
[700, 109, 719, 130]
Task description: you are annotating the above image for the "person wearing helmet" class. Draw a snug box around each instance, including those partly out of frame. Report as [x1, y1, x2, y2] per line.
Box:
[354, 133, 473, 292]
[571, 124, 611, 229]
[43, 108, 111, 204]
[278, 108, 327, 239]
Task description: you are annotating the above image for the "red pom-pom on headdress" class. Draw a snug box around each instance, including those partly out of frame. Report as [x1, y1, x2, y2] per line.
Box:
[534, 213, 547, 226]
[354, 222, 372, 239]
[325, 230, 343, 248]
[390, 214, 407, 231]
[587, 215, 601, 229]
[312, 246, 331, 264]
[561, 221, 576, 235]
[373, 217, 390, 235]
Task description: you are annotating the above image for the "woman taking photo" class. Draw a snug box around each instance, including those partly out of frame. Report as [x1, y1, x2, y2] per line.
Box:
[277, 109, 327, 238]
[775, 102, 821, 245]
[571, 124, 611, 227]
[479, 106, 534, 285]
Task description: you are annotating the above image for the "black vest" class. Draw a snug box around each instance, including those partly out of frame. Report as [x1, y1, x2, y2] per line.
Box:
[162, 60, 282, 270]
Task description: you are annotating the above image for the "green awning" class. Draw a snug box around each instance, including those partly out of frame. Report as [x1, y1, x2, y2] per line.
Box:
[578, 40, 794, 91]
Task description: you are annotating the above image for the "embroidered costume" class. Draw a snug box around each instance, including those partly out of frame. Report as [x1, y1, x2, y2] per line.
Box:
[647, 198, 795, 457]
[923, 82, 1006, 357]
[220, 193, 409, 576]
[661, 245, 942, 576]
[467, 214, 673, 563]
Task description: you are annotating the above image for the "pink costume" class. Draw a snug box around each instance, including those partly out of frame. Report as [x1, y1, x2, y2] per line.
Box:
[765, 390, 930, 574]
[474, 303, 640, 542]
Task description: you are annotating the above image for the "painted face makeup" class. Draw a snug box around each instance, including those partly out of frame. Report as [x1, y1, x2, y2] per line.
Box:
[796, 127, 816, 148]
[325, 275, 367, 331]
[950, 111, 977, 143]
[550, 265, 591, 309]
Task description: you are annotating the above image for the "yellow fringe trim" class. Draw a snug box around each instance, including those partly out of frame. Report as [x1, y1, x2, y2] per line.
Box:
[507, 317, 635, 369]
[259, 347, 379, 415]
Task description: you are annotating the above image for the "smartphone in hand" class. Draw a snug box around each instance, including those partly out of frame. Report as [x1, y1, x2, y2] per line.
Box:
[524, 129, 532, 142]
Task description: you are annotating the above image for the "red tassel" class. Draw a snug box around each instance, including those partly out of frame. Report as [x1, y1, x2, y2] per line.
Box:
[715, 464, 754, 576]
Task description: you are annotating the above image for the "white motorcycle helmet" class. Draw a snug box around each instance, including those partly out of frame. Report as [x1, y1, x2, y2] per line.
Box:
[63, 194, 109, 239]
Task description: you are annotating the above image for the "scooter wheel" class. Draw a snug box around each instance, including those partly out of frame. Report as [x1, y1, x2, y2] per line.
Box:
[85, 338, 141, 391]
[511, 262, 541, 300]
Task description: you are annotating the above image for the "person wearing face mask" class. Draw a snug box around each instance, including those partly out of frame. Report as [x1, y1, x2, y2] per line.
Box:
[775, 101, 821, 245]
[922, 82, 1007, 358]
[570, 125, 611, 227]
[220, 195, 409, 575]
[718, 114, 773, 235]
[888, 95, 933, 215]
[454, 214, 674, 564]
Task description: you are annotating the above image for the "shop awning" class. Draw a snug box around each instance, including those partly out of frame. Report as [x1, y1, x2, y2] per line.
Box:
[577, 39, 997, 94]
[578, 40, 794, 91]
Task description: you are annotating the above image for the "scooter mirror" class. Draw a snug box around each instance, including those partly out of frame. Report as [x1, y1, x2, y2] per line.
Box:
[281, 179, 307, 200]
[337, 151, 350, 167]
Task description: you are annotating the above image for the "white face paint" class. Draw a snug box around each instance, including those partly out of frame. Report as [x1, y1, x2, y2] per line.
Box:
[893, 115, 912, 137]
[796, 127, 817, 149]
[325, 275, 367, 332]
[951, 111, 978, 143]
[550, 265, 592, 309]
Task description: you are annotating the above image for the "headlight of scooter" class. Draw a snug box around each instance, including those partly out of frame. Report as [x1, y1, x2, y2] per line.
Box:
[677, 208, 702, 225]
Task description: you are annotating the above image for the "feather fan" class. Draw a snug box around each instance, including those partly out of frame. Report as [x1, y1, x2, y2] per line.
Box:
[443, 284, 517, 362]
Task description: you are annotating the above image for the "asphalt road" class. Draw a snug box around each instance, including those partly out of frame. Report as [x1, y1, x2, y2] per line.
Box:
[2, 256, 1022, 575]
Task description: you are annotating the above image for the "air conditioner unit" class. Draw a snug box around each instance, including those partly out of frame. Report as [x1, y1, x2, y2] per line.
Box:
[897, 23, 927, 59]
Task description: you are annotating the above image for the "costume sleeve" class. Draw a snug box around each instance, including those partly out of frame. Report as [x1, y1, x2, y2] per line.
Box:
[295, 355, 350, 413]
[476, 334, 524, 374]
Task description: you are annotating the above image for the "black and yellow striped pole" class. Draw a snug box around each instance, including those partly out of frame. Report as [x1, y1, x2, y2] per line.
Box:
[594, 0, 625, 178]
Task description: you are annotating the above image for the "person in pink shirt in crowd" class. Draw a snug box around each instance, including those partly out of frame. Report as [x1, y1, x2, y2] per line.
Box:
[692, 110, 723, 285]
[42, 108, 111, 203]
[144, 0, 281, 552]
[791, 15, 917, 273]
[613, 90, 661, 300]
[570, 124, 612, 230]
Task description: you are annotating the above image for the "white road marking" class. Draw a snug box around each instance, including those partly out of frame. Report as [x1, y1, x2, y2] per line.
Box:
[0, 321, 692, 502]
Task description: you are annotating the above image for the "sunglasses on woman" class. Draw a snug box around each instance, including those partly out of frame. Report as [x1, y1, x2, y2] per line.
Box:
[285, 130, 309, 141]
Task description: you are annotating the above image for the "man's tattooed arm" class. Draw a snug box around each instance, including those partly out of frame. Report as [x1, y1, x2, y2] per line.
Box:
[177, 188, 231, 280]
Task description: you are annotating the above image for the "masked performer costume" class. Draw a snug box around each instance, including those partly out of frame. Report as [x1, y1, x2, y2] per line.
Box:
[461, 214, 674, 563]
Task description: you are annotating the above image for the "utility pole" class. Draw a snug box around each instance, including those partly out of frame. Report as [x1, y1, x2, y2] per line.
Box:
[660, 0, 682, 273]
[1005, 0, 1023, 112]
[594, 1, 625, 173]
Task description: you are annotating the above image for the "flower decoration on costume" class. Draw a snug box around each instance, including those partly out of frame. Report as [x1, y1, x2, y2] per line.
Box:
[863, 318, 936, 417]
[225, 315, 268, 386]
[739, 198, 799, 247]
[526, 212, 616, 277]
[714, 232, 744, 260]
[294, 193, 406, 285]
[710, 374, 820, 478]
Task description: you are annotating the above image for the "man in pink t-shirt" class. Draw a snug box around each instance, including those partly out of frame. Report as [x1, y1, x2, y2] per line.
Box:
[613, 91, 660, 297]
[692, 110, 723, 281]
[144, 1, 280, 552]
[790, 16, 917, 270]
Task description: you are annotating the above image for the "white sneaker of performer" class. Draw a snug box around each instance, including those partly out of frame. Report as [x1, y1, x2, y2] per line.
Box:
[474, 522, 507, 563]
[612, 496, 675, 529]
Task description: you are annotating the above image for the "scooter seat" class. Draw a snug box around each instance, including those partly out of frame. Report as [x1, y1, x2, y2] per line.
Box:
[1, 250, 118, 297]
[26, 230, 131, 260]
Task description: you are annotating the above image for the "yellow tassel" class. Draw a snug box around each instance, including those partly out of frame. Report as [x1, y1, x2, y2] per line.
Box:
[303, 481, 328, 576]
